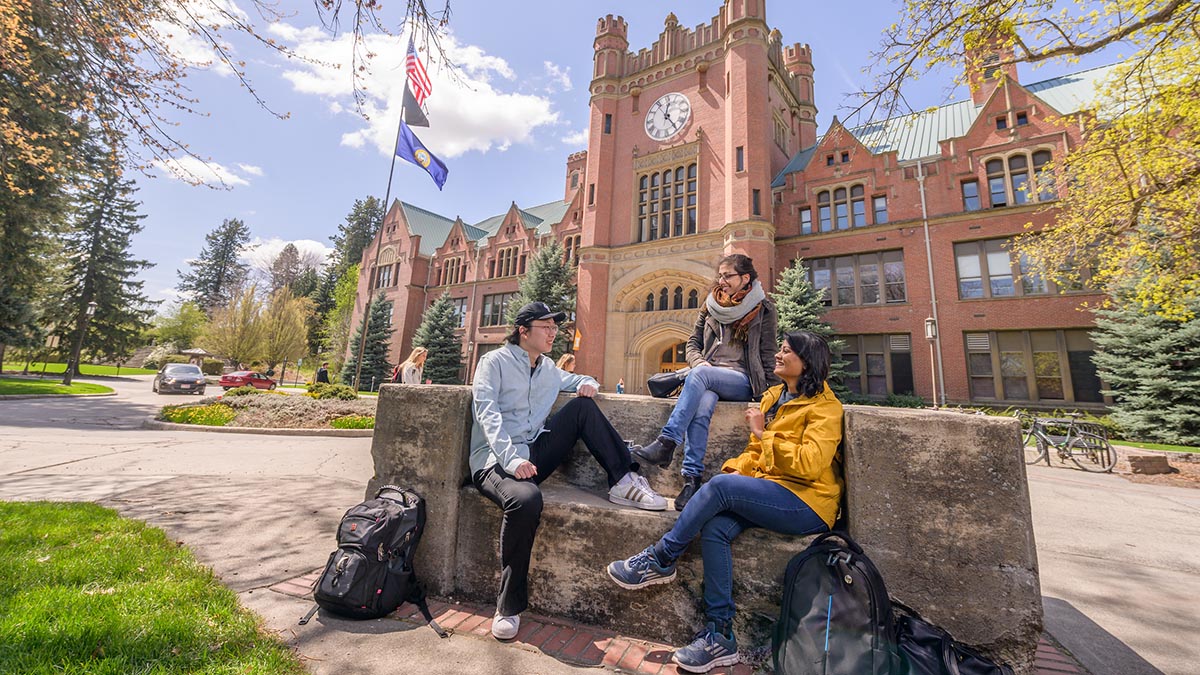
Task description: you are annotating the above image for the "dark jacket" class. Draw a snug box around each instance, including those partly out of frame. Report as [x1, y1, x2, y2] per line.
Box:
[685, 297, 781, 398]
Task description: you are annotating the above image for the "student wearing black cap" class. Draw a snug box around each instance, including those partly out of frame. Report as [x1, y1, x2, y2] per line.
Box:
[469, 301, 666, 640]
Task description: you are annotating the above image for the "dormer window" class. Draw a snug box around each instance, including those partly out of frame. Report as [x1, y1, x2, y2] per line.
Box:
[826, 155, 835, 166]
[995, 116, 1008, 130]
[1016, 112, 1028, 126]
[840, 151, 850, 163]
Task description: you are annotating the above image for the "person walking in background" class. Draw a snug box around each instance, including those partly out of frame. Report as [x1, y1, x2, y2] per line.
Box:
[470, 302, 666, 641]
[607, 331, 843, 673]
[555, 353, 576, 373]
[616, 378, 625, 394]
[633, 254, 779, 511]
[315, 362, 330, 384]
[397, 347, 428, 384]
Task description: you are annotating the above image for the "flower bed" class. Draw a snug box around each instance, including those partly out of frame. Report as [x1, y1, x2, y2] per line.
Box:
[158, 394, 376, 429]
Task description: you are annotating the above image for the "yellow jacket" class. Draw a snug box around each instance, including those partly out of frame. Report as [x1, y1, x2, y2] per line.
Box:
[721, 381, 844, 527]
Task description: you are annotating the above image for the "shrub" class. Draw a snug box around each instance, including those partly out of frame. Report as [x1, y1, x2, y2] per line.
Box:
[201, 358, 224, 376]
[218, 392, 376, 428]
[223, 385, 261, 397]
[159, 403, 235, 426]
[883, 392, 926, 408]
[308, 382, 358, 400]
[331, 415, 375, 430]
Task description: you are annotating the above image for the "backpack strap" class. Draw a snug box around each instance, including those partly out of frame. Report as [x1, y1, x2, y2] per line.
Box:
[811, 529, 864, 555]
[407, 576, 449, 638]
[298, 604, 319, 626]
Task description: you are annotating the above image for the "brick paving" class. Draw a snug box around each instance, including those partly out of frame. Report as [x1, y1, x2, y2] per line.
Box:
[271, 569, 1087, 674]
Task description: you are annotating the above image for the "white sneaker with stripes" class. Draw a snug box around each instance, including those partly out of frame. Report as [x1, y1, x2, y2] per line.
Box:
[608, 472, 667, 511]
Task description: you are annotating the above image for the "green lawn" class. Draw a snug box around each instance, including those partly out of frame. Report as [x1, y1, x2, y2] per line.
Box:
[2, 361, 158, 376]
[0, 378, 114, 396]
[0, 502, 307, 675]
[1114, 439, 1200, 454]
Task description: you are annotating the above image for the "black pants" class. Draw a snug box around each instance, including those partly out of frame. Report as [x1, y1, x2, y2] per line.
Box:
[473, 397, 634, 616]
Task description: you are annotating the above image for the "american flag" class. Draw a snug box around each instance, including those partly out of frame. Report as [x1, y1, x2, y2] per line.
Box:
[406, 36, 432, 106]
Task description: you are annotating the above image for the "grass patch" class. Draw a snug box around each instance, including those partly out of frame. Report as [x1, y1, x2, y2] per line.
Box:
[2, 361, 158, 376]
[159, 404, 236, 426]
[0, 378, 114, 396]
[330, 415, 375, 430]
[0, 502, 306, 675]
[1113, 440, 1200, 454]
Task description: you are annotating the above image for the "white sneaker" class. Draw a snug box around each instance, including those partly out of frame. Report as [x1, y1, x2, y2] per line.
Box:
[609, 472, 668, 511]
[492, 612, 520, 640]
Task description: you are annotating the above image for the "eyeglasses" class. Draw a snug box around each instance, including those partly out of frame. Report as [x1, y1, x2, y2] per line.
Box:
[527, 324, 560, 333]
[716, 272, 744, 282]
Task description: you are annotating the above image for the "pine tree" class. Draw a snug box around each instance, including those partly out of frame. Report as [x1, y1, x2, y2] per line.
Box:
[177, 218, 251, 313]
[341, 292, 394, 390]
[413, 293, 464, 384]
[50, 153, 156, 376]
[329, 196, 384, 276]
[771, 257, 849, 395]
[1091, 296, 1200, 445]
[269, 243, 303, 292]
[505, 239, 576, 358]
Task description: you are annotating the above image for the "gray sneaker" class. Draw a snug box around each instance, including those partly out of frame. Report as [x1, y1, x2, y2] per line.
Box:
[608, 472, 667, 510]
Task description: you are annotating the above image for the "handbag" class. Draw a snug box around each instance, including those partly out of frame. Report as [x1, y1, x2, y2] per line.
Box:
[646, 367, 690, 398]
[893, 601, 1013, 675]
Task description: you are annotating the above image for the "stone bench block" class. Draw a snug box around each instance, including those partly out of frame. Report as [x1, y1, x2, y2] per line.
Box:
[452, 482, 810, 647]
[1128, 455, 1174, 475]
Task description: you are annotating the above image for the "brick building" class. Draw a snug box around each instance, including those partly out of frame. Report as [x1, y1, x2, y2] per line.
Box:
[351, 0, 1110, 408]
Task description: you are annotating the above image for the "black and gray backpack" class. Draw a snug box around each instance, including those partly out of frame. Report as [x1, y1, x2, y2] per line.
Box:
[300, 485, 446, 637]
[772, 530, 898, 674]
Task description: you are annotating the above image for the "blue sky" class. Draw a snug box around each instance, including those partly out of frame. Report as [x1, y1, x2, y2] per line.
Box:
[132, 0, 1117, 307]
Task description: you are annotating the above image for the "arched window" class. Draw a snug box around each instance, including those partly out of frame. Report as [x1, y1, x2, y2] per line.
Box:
[672, 286, 684, 309]
[985, 151, 1055, 207]
[658, 287, 669, 311]
[687, 289, 699, 309]
[834, 187, 849, 229]
[645, 293, 654, 312]
[986, 159, 1007, 208]
[1008, 155, 1029, 205]
[817, 191, 832, 232]
[1032, 150, 1055, 200]
[851, 185, 866, 226]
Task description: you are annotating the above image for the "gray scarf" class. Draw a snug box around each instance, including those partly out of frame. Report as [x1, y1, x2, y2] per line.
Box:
[705, 280, 765, 324]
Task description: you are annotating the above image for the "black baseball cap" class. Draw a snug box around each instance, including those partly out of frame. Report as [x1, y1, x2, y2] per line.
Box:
[514, 302, 566, 327]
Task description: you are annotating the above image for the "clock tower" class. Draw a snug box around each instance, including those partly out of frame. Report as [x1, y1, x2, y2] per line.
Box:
[575, 0, 818, 392]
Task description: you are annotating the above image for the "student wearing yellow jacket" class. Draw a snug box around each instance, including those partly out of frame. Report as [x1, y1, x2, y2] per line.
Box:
[606, 331, 844, 674]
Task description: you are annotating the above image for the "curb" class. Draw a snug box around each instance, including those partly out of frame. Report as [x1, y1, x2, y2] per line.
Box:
[0, 391, 118, 401]
[140, 418, 374, 437]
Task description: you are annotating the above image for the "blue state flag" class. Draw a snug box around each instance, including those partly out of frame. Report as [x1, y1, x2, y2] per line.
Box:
[395, 119, 448, 190]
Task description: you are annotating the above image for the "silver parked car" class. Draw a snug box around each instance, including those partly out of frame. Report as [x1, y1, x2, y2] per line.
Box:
[153, 363, 207, 395]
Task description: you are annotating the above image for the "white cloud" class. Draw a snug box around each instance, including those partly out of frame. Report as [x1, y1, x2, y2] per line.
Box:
[241, 237, 334, 274]
[543, 61, 573, 92]
[561, 128, 588, 146]
[268, 25, 560, 158]
[152, 156, 252, 187]
[237, 163, 264, 176]
[150, 0, 253, 77]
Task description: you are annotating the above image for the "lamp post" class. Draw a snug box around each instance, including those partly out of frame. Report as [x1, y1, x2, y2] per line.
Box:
[924, 317, 939, 408]
[63, 300, 98, 386]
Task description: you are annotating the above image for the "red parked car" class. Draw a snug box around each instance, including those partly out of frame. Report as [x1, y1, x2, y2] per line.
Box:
[219, 371, 277, 391]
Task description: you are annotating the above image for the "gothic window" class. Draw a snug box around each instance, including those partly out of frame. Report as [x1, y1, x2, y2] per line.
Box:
[658, 287, 668, 311]
[687, 290, 699, 308]
[637, 162, 698, 242]
[672, 286, 683, 310]
[645, 293, 655, 312]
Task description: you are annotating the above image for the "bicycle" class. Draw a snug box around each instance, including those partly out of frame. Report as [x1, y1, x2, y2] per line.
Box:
[1014, 410, 1040, 464]
[1023, 412, 1117, 473]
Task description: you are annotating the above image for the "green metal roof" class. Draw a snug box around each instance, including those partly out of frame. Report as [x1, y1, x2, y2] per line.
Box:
[772, 63, 1120, 187]
[396, 200, 457, 245]
[520, 200, 571, 236]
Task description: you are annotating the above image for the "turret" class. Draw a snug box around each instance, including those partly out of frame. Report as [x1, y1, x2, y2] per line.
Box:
[593, 15, 629, 81]
[964, 31, 1019, 106]
[783, 42, 818, 148]
[565, 151, 587, 202]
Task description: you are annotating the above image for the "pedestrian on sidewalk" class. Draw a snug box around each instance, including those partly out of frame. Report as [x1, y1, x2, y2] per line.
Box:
[606, 331, 843, 673]
[470, 302, 667, 642]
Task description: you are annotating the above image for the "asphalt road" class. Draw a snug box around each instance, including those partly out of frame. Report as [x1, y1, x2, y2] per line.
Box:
[1, 376, 1197, 675]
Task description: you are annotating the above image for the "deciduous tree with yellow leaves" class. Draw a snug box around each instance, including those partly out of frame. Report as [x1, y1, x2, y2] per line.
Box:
[865, 0, 1200, 319]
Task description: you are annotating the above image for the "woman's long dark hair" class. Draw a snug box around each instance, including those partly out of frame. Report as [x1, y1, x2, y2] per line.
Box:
[785, 330, 831, 398]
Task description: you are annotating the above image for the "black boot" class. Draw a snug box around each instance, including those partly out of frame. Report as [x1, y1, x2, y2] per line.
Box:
[631, 436, 676, 467]
[675, 474, 701, 511]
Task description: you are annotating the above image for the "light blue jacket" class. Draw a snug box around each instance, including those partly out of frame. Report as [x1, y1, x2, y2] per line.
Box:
[470, 342, 598, 477]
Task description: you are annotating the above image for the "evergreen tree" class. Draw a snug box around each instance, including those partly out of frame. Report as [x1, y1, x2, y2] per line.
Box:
[771, 257, 849, 395]
[49, 154, 156, 376]
[413, 293, 465, 384]
[324, 264, 360, 374]
[505, 239, 576, 358]
[269, 243, 303, 292]
[303, 265, 339, 356]
[330, 196, 384, 276]
[1092, 296, 1200, 445]
[177, 218, 251, 312]
[292, 266, 319, 298]
[341, 292, 394, 390]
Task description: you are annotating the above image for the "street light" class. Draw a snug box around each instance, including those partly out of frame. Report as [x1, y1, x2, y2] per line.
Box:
[62, 300, 98, 386]
[924, 317, 938, 408]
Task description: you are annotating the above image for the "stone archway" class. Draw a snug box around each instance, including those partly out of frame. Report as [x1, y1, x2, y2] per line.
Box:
[623, 321, 692, 395]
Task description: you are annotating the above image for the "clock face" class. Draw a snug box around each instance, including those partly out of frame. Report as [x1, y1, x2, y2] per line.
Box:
[644, 92, 691, 141]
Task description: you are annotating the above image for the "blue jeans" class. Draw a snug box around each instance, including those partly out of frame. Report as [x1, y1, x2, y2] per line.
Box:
[654, 473, 829, 624]
[661, 366, 752, 477]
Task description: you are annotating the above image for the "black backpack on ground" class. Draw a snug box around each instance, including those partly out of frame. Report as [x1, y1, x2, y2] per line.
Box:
[299, 485, 447, 637]
[893, 600, 1014, 675]
[772, 530, 897, 675]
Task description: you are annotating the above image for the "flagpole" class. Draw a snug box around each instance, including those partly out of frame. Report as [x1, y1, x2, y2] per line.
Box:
[352, 67, 411, 393]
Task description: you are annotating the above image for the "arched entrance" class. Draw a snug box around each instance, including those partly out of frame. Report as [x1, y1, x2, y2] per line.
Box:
[659, 341, 687, 373]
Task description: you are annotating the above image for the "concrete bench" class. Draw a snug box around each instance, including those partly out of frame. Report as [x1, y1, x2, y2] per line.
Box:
[367, 384, 1042, 674]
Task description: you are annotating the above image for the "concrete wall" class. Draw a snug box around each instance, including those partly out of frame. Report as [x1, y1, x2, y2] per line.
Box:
[368, 384, 1042, 673]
